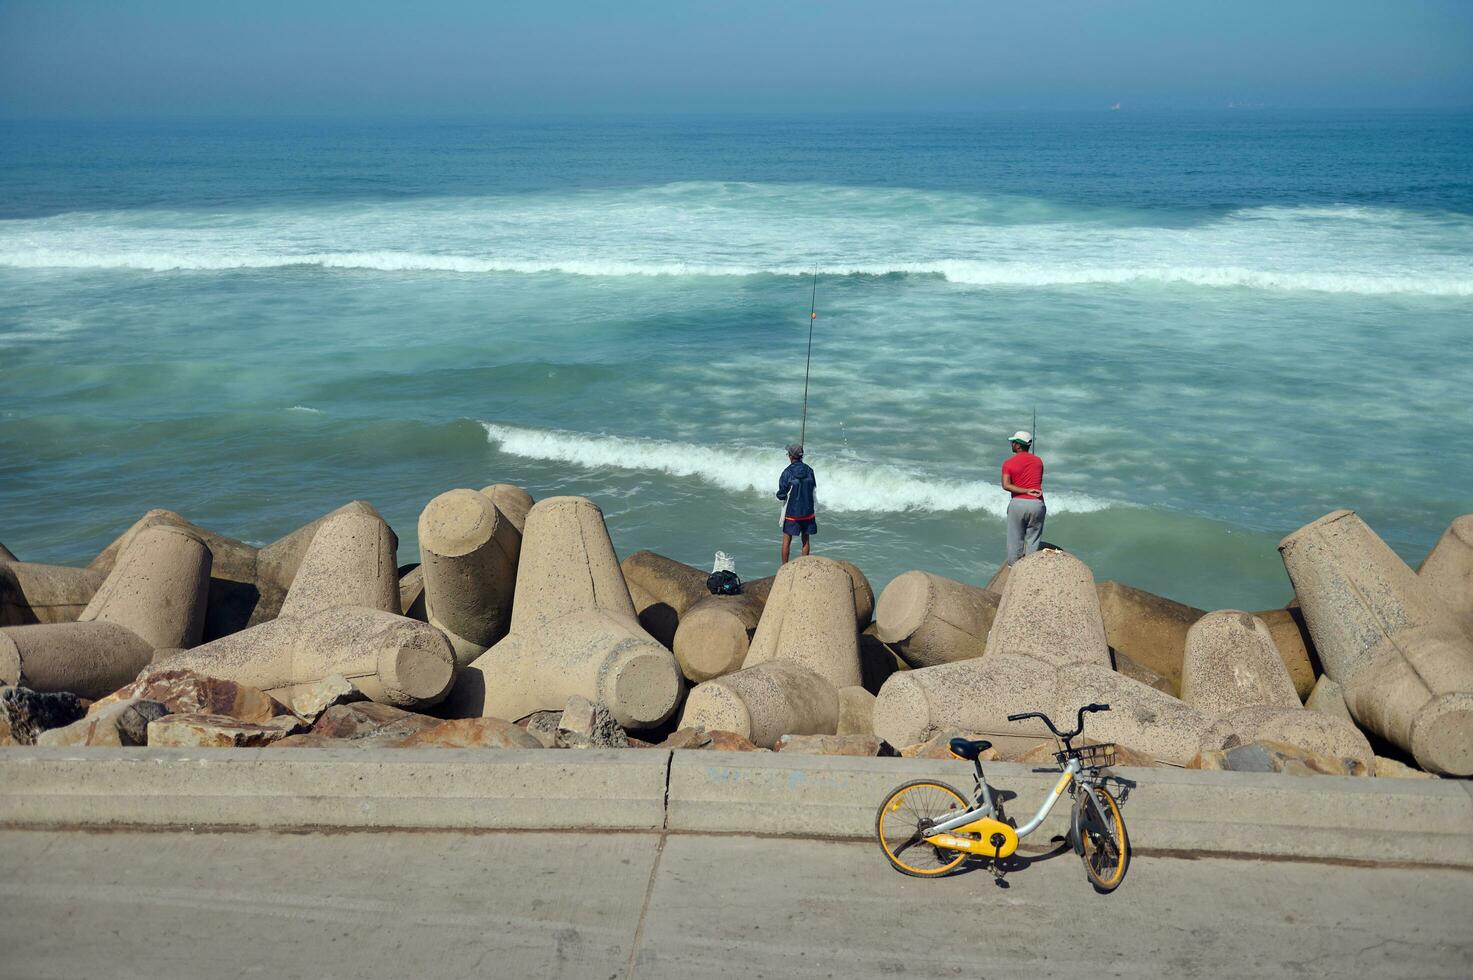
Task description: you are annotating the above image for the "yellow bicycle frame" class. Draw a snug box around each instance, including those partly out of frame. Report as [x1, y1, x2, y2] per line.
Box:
[924, 767, 1076, 858]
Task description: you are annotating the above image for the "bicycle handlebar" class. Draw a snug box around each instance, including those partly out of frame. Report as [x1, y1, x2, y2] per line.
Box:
[1006, 703, 1110, 742]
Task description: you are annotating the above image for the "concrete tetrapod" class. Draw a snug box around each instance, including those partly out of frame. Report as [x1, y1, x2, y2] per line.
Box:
[873, 651, 1238, 766]
[672, 592, 766, 683]
[0, 526, 212, 699]
[277, 508, 399, 620]
[79, 525, 213, 651]
[394, 483, 533, 623]
[450, 497, 682, 730]
[984, 549, 1111, 668]
[398, 565, 425, 619]
[620, 551, 710, 649]
[1247, 606, 1319, 701]
[90, 508, 272, 639]
[1306, 675, 1354, 724]
[1180, 611, 1301, 716]
[1220, 704, 1374, 771]
[678, 660, 839, 748]
[1181, 610, 1371, 767]
[156, 606, 456, 709]
[0, 542, 15, 562]
[254, 501, 385, 600]
[480, 484, 535, 535]
[837, 685, 876, 736]
[0, 623, 153, 701]
[834, 560, 876, 628]
[1112, 651, 1174, 694]
[417, 488, 522, 666]
[741, 555, 862, 690]
[1, 562, 106, 626]
[1281, 509, 1473, 775]
[1419, 514, 1473, 633]
[89, 509, 252, 583]
[673, 563, 875, 682]
[1096, 581, 1204, 695]
[873, 570, 999, 669]
[871, 651, 1060, 755]
[1053, 662, 1241, 766]
[91, 501, 400, 638]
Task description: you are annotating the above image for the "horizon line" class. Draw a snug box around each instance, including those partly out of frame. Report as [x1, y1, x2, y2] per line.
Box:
[3, 105, 1472, 123]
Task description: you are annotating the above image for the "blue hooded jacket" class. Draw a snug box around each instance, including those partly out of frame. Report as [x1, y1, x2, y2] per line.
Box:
[776, 461, 817, 520]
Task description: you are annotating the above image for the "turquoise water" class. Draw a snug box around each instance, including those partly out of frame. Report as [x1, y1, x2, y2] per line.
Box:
[2, 112, 1470, 609]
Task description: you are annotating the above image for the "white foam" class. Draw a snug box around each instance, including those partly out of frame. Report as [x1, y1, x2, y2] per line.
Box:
[2, 185, 1469, 296]
[5, 249, 1467, 296]
[287, 405, 322, 414]
[481, 422, 1121, 517]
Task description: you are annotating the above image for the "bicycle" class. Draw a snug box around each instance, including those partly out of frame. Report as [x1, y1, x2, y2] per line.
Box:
[875, 703, 1130, 892]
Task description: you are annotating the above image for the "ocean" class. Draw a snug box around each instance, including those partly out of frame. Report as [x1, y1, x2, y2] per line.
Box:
[2, 111, 1470, 611]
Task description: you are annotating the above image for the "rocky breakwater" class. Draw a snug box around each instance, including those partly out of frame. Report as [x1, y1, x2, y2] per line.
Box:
[1, 494, 1464, 782]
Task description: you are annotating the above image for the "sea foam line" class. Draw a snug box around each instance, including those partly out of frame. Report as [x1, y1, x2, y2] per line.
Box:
[481, 422, 1122, 517]
[4, 249, 1468, 296]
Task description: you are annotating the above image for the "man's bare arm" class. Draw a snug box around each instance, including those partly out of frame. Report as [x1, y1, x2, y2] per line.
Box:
[1001, 475, 1042, 497]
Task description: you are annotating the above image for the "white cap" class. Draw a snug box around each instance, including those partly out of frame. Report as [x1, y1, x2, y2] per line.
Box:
[1009, 430, 1032, 445]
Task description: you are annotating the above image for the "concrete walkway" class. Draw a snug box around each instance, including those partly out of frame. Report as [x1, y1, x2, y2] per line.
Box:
[3, 829, 1470, 979]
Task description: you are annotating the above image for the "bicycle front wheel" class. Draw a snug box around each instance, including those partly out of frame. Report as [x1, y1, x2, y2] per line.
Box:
[1079, 786, 1130, 893]
[875, 779, 970, 878]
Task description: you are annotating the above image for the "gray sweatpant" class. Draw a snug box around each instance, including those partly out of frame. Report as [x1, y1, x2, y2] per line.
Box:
[1006, 498, 1046, 566]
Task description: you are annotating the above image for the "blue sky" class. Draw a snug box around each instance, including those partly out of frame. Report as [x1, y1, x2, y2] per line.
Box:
[2, 0, 1471, 115]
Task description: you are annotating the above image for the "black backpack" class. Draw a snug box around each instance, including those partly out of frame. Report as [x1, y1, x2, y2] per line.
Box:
[706, 570, 743, 596]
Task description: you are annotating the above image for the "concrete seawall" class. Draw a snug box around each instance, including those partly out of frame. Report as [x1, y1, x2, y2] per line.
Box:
[3, 748, 1470, 867]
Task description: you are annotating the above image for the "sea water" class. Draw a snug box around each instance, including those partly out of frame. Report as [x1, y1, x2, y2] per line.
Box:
[2, 111, 1470, 610]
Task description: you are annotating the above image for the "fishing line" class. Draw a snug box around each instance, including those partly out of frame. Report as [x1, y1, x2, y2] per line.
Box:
[800, 265, 818, 447]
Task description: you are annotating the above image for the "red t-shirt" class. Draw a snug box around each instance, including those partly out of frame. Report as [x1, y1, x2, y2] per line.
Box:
[1002, 452, 1044, 499]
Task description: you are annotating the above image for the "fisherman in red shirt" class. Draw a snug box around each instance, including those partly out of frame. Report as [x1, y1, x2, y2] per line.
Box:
[1001, 430, 1045, 565]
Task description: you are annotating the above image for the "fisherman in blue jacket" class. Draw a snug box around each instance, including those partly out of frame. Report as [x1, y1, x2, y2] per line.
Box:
[776, 443, 817, 564]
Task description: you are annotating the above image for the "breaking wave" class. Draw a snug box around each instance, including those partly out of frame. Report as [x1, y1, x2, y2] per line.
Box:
[3, 185, 1468, 296]
[4, 249, 1471, 295]
[481, 422, 1122, 518]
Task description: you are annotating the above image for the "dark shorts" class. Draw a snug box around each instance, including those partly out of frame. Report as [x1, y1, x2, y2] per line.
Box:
[783, 518, 817, 536]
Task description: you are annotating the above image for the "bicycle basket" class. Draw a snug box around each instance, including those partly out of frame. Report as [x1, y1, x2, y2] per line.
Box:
[1056, 743, 1116, 770]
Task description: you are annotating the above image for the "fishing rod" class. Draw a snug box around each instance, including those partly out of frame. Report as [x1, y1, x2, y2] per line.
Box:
[1032, 406, 1037, 454]
[800, 265, 818, 447]
[779, 266, 821, 536]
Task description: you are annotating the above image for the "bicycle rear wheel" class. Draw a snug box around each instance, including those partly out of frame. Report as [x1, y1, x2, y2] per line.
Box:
[1078, 786, 1130, 892]
[875, 779, 970, 878]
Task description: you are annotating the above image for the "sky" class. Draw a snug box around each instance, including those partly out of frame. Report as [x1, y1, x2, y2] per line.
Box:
[2, 0, 1471, 116]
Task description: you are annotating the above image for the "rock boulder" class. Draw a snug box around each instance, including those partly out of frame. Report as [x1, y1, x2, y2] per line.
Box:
[392, 716, 543, 749]
[91, 668, 284, 724]
[1191, 739, 1370, 777]
[147, 712, 302, 748]
[36, 698, 168, 747]
[0, 686, 87, 745]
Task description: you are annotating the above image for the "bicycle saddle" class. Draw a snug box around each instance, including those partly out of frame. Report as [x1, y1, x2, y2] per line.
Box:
[948, 737, 992, 760]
